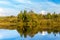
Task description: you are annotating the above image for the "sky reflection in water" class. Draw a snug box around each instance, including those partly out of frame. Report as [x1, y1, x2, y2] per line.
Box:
[21, 31, 60, 40]
[0, 29, 60, 40]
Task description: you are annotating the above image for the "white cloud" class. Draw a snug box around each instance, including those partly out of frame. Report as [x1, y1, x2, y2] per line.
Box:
[44, 2, 60, 13]
[14, 0, 60, 14]
[29, 1, 60, 13]
[40, 10, 47, 15]
[0, 8, 4, 12]
[0, 8, 19, 16]
[14, 0, 32, 4]
[0, 8, 5, 16]
[0, 1, 11, 5]
[0, 0, 60, 16]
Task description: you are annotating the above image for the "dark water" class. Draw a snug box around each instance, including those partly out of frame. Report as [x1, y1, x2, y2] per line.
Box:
[0, 29, 60, 40]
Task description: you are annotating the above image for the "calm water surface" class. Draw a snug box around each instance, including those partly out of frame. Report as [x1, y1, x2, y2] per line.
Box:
[0, 29, 60, 40]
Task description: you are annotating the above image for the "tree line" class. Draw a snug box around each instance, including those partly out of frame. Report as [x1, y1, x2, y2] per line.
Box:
[0, 10, 60, 36]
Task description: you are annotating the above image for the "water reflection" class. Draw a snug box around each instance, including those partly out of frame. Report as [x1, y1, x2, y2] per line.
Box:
[0, 29, 20, 40]
[20, 31, 60, 40]
[0, 29, 60, 40]
[41, 31, 47, 35]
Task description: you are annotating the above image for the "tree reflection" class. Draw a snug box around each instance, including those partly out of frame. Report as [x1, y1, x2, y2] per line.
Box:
[16, 26, 60, 38]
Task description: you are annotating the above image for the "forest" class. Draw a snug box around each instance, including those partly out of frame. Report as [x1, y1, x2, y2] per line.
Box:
[0, 10, 60, 37]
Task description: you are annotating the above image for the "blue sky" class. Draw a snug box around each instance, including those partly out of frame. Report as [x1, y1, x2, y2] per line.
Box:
[0, 0, 60, 16]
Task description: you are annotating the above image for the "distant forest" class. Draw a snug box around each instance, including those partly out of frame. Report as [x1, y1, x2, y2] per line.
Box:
[0, 10, 60, 35]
